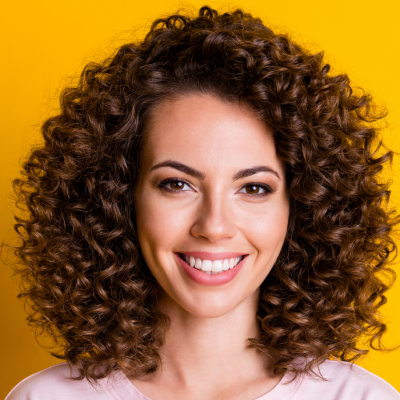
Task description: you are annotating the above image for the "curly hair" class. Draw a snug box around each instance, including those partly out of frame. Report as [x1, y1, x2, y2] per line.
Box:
[10, 5, 400, 382]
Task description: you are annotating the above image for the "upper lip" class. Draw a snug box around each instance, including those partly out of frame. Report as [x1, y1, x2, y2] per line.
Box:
[176, 251, 248, 261]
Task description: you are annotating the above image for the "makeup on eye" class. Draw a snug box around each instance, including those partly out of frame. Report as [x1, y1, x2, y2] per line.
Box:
[157, 177, 274, 196]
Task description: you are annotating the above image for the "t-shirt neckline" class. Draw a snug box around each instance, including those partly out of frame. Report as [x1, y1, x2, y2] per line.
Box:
[108, 369, 306, 400]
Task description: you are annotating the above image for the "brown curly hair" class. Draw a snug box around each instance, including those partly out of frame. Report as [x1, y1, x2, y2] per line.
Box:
[10, 5, 400, 382]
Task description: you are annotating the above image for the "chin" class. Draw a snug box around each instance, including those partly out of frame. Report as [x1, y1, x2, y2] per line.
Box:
[174, 290, 256, 319]
[185, 304, 234, 319]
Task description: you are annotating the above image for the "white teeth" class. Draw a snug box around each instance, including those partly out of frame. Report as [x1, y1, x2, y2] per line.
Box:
[201, 260, 212, 271]
[194, 258, 202, 269]
[180, 254, 244, 274]
[222, 259, 230, 271]
[211, 260, 223, 272]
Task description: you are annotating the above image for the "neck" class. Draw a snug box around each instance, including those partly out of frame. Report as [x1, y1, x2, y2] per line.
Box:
[156, 288, 272, 387]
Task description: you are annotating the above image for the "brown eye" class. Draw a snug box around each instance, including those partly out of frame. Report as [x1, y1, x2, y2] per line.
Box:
[170, 181, 185, 190]
[158, 178, 192, 192]
[239, 183, 273, 196]
[246, 185, 261, 194]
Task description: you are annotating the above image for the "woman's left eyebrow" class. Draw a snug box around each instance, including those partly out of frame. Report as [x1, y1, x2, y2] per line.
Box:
[150, 160, 280, 180]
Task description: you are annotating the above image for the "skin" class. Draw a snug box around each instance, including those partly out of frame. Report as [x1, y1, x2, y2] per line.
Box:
[132, 93, 290, 400]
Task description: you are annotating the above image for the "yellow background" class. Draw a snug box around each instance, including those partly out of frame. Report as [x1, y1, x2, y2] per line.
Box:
[1, 0, 399, 397]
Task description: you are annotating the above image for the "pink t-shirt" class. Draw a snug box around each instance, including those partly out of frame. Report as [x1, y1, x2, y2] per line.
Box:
[5, 360, 400, 400]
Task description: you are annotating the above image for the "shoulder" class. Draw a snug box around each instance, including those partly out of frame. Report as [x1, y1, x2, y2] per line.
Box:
[5, 363, 115, 400]
[300, 360, 400, 400]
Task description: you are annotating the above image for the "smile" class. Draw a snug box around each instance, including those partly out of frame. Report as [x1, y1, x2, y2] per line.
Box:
[178, 253, 245, 275]
[174, 252, 248, 286]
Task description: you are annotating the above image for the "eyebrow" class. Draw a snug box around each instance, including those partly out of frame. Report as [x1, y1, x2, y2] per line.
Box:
[149, 160, 281, 180]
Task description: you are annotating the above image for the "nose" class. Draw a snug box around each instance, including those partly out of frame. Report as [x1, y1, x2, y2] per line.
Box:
[190, 188, 236, 242]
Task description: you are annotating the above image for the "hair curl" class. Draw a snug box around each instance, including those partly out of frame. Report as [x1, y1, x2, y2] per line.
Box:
[10, 5, 400, 382]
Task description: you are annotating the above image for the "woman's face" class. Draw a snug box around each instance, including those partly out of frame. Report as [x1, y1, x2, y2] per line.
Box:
[134, 93, 289, 318]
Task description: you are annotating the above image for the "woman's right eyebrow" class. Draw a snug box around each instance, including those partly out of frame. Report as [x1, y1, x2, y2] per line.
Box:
[149, 160, 280, 180]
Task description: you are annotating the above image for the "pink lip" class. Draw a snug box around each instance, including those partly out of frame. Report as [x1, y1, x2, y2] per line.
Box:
[174, 252, 247, 286]
[178, 251, 247, 261]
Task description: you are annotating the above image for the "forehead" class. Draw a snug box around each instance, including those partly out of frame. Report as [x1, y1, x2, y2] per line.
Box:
[141, 93, 282, 173]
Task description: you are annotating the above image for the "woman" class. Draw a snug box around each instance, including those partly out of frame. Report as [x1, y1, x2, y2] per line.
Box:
[6, 6, 400, 399]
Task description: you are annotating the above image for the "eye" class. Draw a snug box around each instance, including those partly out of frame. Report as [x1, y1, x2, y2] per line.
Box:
[158, 179, 273, 196]
[238, 183, 273, 196]
[158, 178, 193, 192]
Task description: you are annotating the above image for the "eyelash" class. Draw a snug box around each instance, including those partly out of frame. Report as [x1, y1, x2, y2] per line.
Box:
[158, 178, 273, 197]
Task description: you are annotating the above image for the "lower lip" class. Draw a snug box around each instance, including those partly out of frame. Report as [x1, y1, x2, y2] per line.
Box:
[174, 253, 247, 286]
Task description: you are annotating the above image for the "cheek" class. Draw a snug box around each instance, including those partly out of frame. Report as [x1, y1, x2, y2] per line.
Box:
[135, 194, 189, 256]
[240, 201, 289, 260]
